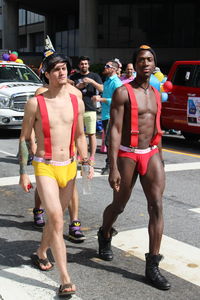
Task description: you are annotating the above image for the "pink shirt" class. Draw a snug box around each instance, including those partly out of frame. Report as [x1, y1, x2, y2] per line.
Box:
[120, 74, 135, 84]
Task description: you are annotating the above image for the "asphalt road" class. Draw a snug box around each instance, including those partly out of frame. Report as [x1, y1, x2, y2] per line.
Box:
[0, 130, 200, 300]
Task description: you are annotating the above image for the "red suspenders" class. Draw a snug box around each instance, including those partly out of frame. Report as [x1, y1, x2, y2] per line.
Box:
[149, 87, 163, 146]
[124, 83, 162, 147]
[36, 93, 78, 159]
[69, 93, 78, 157]
[37, 94, 52, 159]
[124, 83, 139, 147]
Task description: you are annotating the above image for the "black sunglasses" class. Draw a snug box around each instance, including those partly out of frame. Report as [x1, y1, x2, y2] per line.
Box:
[104, 64, 114, 69]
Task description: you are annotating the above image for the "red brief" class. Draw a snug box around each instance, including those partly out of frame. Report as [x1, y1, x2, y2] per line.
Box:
[118, 145, 158, 175]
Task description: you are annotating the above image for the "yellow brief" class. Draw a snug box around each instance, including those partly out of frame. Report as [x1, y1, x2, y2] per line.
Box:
[32, 159, 77, 188]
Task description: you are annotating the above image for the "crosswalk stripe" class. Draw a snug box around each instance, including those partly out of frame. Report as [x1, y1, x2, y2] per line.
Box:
[189, 207, 200, 214]
[0, 171, 104, 187]
[165, 162, 200, 172]
[112, 228, 200, 287]
[0, 265, 82, 300]
[0, 162, 200, 187]
[0, 150, 16, 157]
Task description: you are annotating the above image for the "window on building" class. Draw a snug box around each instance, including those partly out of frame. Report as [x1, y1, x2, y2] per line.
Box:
[19, 35, 27, 52]
[19, 9, 44, 26]
[56, 29, 79, 57]
[30, 32, 44, 52]
[19, 9, 26, 26]
[97, 2, 198, 48]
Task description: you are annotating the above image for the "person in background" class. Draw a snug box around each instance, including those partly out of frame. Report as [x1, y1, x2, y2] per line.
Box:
[92, 60, 122, 175]
[70, 56, 103, 166]
[120, 63, 136, 84]
[114, 58, 122, 77]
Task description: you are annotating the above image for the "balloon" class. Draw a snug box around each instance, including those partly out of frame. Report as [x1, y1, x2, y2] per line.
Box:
[161, 92, 168, 102]
[161, 76, 167, 83]
[16, 58, 23, 63]
[150, 74, 160, 91]
[154, 71, 164, 82]
[11, 51, 18, 57]
[163, 80, 173, 92]
[2, 53, 10, 61]
[160, 85, 165, 93]
[9, 53, 17, 61]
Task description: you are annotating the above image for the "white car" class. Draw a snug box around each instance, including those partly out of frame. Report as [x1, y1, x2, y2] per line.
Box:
[0, 61, 42, 129]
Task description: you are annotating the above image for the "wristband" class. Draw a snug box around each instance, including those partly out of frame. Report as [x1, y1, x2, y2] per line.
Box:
[81, 158, 90, 165]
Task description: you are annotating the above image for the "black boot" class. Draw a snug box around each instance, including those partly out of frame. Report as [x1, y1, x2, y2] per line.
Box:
[145, 253, 171, 290]
[97, 227, 113, 261]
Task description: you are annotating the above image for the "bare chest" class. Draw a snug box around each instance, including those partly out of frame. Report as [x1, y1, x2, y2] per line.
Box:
[135, 90, 157, 116]
[47, 101, 74, 128]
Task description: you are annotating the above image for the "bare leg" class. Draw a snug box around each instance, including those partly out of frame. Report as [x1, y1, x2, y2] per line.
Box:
[68, 183, 85, 241]
[34, 188, 42, 208]
[36, 175, 75, 288]
[33, 188, 45, 228]
[140, 153, 170, 290]
[68, 183, 79, 222]
[102, 157, 138, 238]
[140, 153, 165, 255]
[98, 157, 138, 260]
[88, 133, 97, 159]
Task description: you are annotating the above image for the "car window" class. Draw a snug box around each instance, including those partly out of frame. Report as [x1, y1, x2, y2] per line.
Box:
[172, 65, 196, 87]
[193, 65, 200, 88]
[0, 64, 41, 84]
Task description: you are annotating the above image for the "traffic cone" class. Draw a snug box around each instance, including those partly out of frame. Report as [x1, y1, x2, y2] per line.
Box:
[100, 130, 107, 153]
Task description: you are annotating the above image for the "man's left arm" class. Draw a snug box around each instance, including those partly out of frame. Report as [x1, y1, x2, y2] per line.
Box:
[75, 97, 94, 177]
[82, 74, 103, 93]
[93, 78, 122, 104]
[157, 140, 164, 166]
[158, 94, 164, 165]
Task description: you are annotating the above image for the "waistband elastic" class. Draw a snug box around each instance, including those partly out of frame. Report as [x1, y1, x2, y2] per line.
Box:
[119, 145, 157, 154]
[33, 156, 74, 166]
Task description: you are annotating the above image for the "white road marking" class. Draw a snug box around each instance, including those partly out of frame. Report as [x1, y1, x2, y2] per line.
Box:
[0, 171, 104, 186]
[0, 162, 200, 187]
[0, 265, 82, 300]
[112, 228, 200, 287]
[0, 175, 36, 186]
[0, 150, 16, 157]
[165, 162, 200, 172]
[189, 207, 200, 214]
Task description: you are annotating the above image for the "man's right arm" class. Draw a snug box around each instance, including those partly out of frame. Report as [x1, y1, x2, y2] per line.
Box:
[19, 140, 29, 175]
[109, 86, 126, 191]
[19, 97, 37, 192]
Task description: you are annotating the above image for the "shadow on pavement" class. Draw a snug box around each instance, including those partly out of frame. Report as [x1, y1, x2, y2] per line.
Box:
[66, 243, 145, 284]
[0, 157, 18, 165]
[0, 129, 21, 139]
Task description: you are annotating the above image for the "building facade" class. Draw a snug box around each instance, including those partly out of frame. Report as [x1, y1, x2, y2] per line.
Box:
[0, 0, 200, 71]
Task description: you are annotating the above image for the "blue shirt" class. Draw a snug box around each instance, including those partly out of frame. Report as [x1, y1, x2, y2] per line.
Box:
[101, 74, 122, 120]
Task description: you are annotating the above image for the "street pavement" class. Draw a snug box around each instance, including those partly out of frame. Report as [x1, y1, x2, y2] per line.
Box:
[0, 131, 200, 299]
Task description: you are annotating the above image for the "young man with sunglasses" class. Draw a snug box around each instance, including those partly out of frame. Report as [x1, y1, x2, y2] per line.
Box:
[92, 60, 122, 174]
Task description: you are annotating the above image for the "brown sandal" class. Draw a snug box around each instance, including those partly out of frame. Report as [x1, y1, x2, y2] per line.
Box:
[31, 254, 54, 271]
[58, 283, 76, 297]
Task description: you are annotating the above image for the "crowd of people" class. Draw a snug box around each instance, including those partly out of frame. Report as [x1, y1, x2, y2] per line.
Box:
[18, 45, 171, 297]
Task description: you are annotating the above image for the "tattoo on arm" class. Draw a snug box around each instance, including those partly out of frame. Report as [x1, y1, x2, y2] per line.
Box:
[19, 140, 29, 175]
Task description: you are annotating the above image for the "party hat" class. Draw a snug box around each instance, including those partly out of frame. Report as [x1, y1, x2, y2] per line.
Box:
[43, 35, 55, 58]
